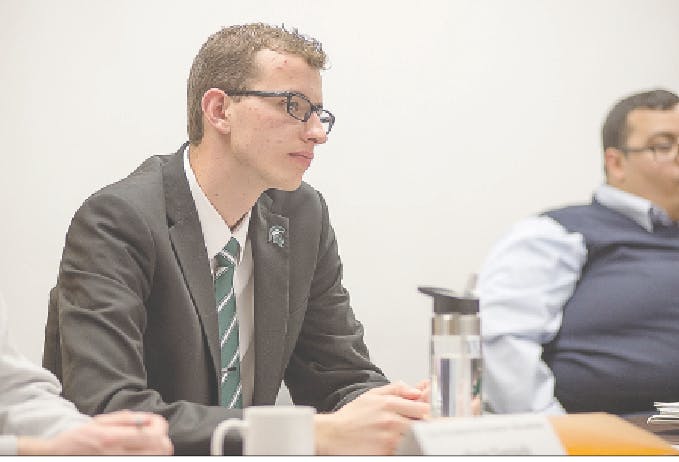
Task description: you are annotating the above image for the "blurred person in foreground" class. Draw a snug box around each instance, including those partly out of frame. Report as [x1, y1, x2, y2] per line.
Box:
[0, 291, 172, 455]
[478, 89, 679, 415]
[43, 23, 428, 455]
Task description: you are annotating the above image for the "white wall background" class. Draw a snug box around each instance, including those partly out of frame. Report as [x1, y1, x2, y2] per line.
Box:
[1, 0, 678, 391]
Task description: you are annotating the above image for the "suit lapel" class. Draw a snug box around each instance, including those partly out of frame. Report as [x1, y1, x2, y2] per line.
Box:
[250, 192, 290, 404]
[163, 147, 221, 386]
[163, 148, 292, 404]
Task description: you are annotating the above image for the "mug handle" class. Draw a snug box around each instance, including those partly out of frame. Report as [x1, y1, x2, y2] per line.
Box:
[211, 418, 247, 455]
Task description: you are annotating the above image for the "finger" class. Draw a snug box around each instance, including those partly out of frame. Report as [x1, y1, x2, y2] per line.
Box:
[125, 436, 173, 455]
[393, 384, 426, 401]
[161, 436, 174, 455]
[99, 440, 171, 456]
[93, 411, 155, 428]
[415, 381, 431, 403]
[99, 426, 151, 448]
[143, 415, 170, 433]
[414, 379, 430, 391]
[418, 385, 430, 396]
[383, 396, 430, 420]
[380, 412, 414, 436]
[98, 426, 171, 453]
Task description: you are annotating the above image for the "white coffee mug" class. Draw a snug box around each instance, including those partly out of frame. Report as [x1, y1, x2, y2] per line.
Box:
[211, 405, 316, 455]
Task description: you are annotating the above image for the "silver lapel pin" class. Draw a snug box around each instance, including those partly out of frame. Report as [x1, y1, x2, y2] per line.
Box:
[268, 225, 286, 248]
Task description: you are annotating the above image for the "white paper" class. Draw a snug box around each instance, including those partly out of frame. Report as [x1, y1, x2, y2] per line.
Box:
[396, 413, 565, 456]
[648, 401, 679, 425]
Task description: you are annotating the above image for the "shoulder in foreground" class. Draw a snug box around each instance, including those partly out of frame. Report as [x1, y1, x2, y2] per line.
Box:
[70, 154, 177, 225]
[83, 154, 172, 204]
[503, 214, 572, 241]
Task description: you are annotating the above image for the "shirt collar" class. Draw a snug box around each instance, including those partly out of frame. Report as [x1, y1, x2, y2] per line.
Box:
[183, 145, 250, 261]
[594, 183, 673, 232]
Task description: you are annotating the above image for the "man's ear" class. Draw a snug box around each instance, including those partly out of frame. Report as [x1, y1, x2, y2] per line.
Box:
[604, 147, 626, 185]
[201, 88, 231, 135]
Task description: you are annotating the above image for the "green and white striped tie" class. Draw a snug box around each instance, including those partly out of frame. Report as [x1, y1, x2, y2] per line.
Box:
[214, 237, 242, 408]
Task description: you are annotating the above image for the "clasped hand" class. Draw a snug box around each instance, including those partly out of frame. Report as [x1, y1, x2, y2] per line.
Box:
[315, 380, 430, 455]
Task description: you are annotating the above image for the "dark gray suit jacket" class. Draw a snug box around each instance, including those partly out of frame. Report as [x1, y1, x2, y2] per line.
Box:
[43, 144, 388, 454]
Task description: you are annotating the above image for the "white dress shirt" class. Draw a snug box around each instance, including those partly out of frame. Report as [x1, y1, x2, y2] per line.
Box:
[477, 184, 672, 415]
[183, 148, 255, 407]
[0, 292, 89, 455]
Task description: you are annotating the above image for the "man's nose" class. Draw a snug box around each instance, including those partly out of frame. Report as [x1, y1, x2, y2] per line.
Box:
[303, 113, 328, 144]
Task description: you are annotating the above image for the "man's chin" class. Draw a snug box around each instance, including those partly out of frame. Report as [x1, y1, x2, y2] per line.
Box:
[273, 177, 303, 192]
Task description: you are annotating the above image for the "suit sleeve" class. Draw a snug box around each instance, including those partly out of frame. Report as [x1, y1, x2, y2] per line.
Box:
[52, 193, 239, 455]
[283, 192, 389, 411]
[478, 215, 586, 414]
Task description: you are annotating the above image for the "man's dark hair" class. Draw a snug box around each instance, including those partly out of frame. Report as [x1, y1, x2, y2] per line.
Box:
[602, 89, 679, 151]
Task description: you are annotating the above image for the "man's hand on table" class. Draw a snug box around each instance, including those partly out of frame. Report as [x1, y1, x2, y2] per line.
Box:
[17, 410, 173, 455]
[314, 381, 430, 455]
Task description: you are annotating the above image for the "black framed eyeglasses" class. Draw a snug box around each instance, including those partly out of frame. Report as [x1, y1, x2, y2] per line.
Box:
[622, 137, 679, 162]
[225, 90, 335, 134]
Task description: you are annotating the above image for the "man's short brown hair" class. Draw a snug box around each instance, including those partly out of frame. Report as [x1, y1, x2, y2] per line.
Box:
[186, 23, 327, 145]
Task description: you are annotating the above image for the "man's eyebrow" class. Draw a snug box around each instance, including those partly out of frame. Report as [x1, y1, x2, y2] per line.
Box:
[647, 130, 678, 140]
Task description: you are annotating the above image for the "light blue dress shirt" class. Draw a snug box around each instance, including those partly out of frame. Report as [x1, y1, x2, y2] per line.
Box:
[477, 184, 673, 415]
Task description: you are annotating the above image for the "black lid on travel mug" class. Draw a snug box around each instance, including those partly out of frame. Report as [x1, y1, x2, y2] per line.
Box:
[418, 286, 479, 315]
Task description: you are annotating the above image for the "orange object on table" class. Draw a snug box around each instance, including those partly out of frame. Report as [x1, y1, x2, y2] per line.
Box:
[549, 412, 678, 455]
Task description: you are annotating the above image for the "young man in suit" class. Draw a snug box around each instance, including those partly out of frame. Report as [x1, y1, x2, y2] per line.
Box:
[43, 23, 428, 455]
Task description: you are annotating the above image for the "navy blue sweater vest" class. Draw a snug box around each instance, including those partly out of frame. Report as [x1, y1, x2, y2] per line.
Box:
[542, 200, 679, 414]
